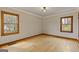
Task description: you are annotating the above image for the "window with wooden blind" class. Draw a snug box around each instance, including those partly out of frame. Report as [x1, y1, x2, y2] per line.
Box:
[60, 16, 73, 33]
[1, 11, 19, 36]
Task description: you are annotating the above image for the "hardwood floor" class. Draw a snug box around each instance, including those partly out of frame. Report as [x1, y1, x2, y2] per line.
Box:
[0, 35, 79, 52]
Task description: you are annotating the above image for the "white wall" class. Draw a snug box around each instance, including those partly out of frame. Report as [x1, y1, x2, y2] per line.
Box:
[0, 8, 42, 44]
[43, 11, 78, 39]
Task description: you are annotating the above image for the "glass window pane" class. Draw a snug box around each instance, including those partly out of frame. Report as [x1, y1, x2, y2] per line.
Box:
[4, 14, 9, 23]
[9, 15, 18, 24]
[62, 18, 71, 31]
[14, 24, 18, 32]
[62, 18, 68, 24]
[9, 15, 15, 23]
[62, 24, 71, 31]
[9, 24, 15, 32]
[4, 23, 9, 33]
[67, 18, 71, 24]
[14, 16, 18, 24]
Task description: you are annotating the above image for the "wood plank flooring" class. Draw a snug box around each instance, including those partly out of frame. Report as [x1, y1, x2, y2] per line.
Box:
[0, 35, 79, 52]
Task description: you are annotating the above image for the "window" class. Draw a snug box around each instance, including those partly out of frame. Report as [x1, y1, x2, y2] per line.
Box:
[60, 16, 73, 33]
[1, 11, 19, 36]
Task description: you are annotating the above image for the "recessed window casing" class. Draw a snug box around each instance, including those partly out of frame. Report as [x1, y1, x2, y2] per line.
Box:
[1, 11, 19, 36]
[60, 16, 73, 33]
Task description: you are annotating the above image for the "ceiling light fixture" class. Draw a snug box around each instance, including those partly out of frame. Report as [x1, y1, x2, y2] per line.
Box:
[41, 7, 47, 12]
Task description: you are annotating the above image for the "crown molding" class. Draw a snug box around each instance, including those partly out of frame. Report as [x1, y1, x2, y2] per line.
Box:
[6, 7, 78, 18]
[8, 7, 42, 18]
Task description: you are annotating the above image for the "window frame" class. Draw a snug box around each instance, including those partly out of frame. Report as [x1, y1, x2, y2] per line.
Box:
[1, 11, 19, 36]
[60, 16, 73, 33]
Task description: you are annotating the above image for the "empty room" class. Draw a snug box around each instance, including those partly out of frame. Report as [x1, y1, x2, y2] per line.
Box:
[0, 7, 79, 52]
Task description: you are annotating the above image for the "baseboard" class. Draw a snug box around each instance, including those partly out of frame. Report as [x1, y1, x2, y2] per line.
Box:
[42, 33, 78, 42]
[0, 33, 43, 48]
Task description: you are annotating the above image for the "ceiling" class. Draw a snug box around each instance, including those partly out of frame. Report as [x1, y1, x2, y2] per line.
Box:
[15, 7, 77, 17]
